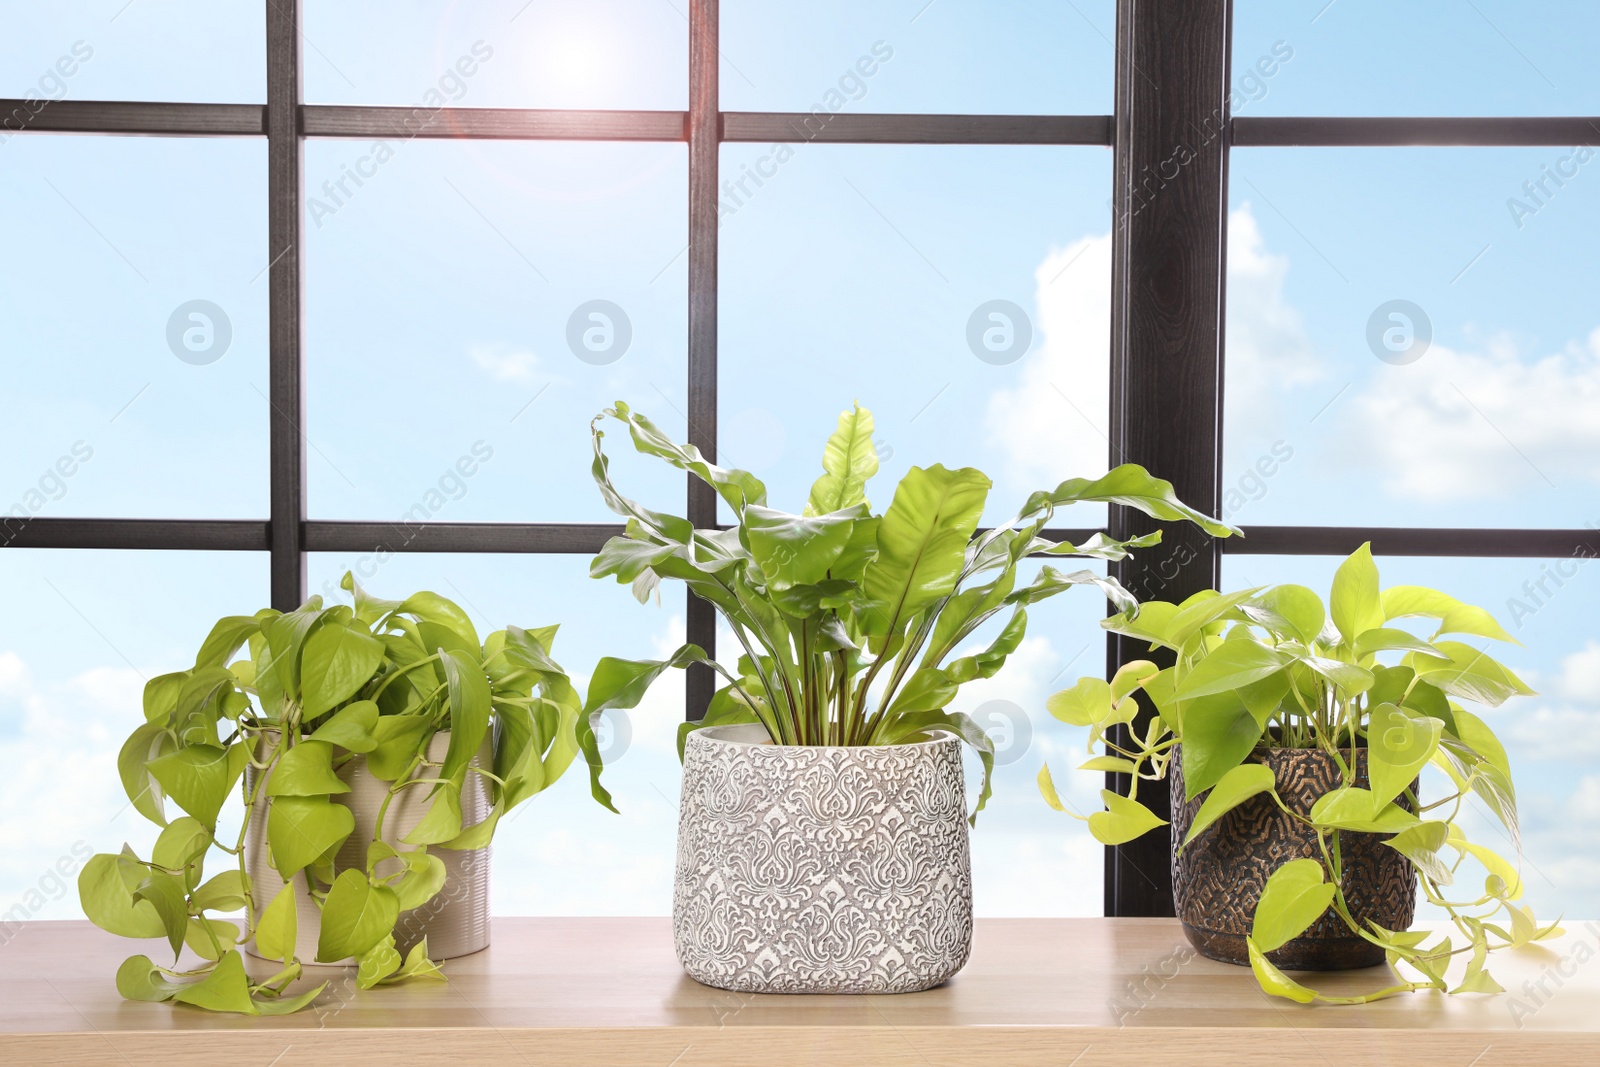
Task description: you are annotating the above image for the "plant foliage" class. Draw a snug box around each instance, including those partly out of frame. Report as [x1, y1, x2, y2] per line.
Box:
[582, 401, 1235, 820]
[1038, 544, 1559, 1002]
[79, 574, 581, 1013]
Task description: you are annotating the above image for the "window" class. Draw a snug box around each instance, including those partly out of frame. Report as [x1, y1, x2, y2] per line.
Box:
[4, 1, 1587, 920]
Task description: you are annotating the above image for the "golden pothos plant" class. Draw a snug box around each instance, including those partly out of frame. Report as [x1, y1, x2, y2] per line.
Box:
[78, 574, 581, 1014]
[1040, 545, 1560, 1002]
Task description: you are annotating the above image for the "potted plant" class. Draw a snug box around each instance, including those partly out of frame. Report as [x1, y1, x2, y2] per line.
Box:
[77, 573, 582, 1014]
[1039, 544, 1560, 1003]
[578, 401, 1234, 993]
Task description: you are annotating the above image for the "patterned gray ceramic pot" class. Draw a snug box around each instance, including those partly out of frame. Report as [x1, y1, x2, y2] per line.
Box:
[674, 724, 973, 994]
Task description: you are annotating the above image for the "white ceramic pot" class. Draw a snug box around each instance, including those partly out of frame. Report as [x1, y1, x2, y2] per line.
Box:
[243, 731, 491, 965]
[673, 724, 973, 994]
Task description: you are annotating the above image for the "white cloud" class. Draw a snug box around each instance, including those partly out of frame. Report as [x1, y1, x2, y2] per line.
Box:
[0, 656, 153, 922]
[1556, 640, 1600, 703]
[470, 344, 542, 384]
[984, 232, 1112, 490]
[1223, 202, 1323, 433]
[986, 204, 1322, 493]
[1346, 327, 1600, 501]
[1493, 705, 1600, 763]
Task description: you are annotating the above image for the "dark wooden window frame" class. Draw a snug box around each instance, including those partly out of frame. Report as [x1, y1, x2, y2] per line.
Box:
[4, 0, 1596, 916]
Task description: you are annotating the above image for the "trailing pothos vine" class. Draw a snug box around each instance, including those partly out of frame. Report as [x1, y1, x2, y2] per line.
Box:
[78, 574, 581, 1014]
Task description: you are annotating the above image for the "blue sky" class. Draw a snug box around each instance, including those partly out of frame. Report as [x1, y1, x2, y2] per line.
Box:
[2, 2, 1598, 928]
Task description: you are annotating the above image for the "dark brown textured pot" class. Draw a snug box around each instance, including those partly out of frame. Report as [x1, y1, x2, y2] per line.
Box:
[1170, 746, 1418, 971]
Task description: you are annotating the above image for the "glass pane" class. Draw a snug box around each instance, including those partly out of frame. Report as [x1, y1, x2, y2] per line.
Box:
[719, 144, 1113, 528]
[1233, 0, 1600, 116]
[304, 0, 687, 109]
[307, 552, 685, 914]
[305, 139, 688, 523]
[1223, 148, 1599, 528]
[1221, 553, 1598, 923]
[722, 0, 1114, 115]
[0, 136, 269, 519]
[0, 1, 263, 103]
[0, 550, 266, 921]
[946, 559, 1109, 917]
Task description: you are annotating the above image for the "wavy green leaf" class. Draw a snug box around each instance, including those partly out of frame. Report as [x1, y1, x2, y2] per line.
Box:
[806, 402, 878, 515]
[860, 464, 991, 641]
[1048, 464, 1238, 538]
[742, 504, 861, 590]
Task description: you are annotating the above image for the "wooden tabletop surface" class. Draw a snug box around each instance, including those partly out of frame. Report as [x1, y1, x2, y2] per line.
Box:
[2, 917, 1596, 1066]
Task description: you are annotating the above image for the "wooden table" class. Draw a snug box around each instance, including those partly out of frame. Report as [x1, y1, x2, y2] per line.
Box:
[3, 918, 1597, 1065]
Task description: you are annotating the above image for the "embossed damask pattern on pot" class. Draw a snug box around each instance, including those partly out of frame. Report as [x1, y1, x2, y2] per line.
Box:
[674, 724, 973, 994]
[1171, 746, 1418, 971]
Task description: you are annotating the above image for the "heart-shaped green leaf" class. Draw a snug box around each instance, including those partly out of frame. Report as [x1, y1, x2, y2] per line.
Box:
[117, 721, 172, 827]
[146, 744, 246, 830]
[1183, 763, 1277, 847]
[317, 869, 400, 962]
[115, 955, 184, 1003]
[402, 783, 464, 846]
[78, 853, 165, 939]
[1308, 786, 1419, 833]
[1046, 676, 1112, 727]
[1368, 703, 1440, 808]
[1251, 858, 1336, 953]
[1247, 936, 1318, 1003]
[1087, 789, 1167, 845]
[1178, 692, 1262, 800]
[1330, 543, 1384, 645]
[265, 740, 350, 797]
[253, 883, 299, 963]
[300, 622, 384, 717]
[307, 699, 380, 752]
[266, 795, 355, 880]
[151, 816, 211, 870]
[1174, 641, 1290, 702]
[1383, 820, 1453, 885]
[190, 869, 248, 913]
[171, 950, 258, 1015]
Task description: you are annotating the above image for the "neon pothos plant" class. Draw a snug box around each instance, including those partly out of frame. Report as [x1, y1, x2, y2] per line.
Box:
[1038, 544, 1558, 1003]
[78, 574, 580, 1014]
[578, 401, 1235, 819]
